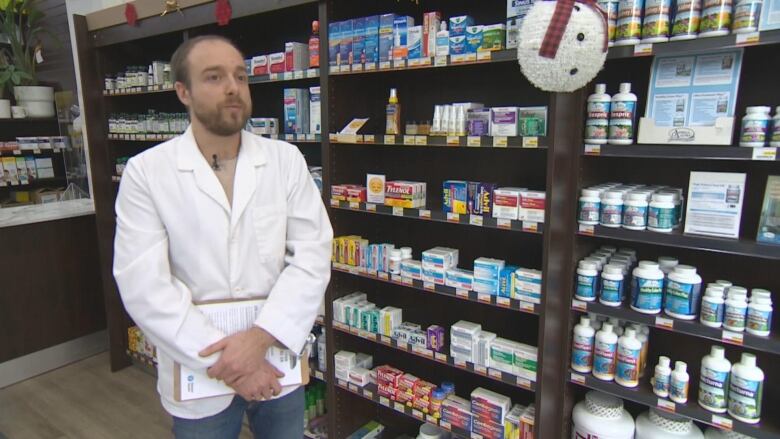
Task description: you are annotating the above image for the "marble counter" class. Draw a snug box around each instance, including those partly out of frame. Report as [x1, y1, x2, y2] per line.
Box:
[0, 198, 95, 228]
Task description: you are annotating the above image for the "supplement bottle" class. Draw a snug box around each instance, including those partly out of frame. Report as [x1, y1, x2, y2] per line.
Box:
[601, 245, 618, 254]
[648, 193, 675, 233]
[698, 0, 733, 36]
[429, 388, 445, 418]
[615, 328, 642, 387]
[635, 409, 703, 438]
[385, 88, 402, 135]
[440, 381, 455, 396]
[600, 190, 624, 227]
[653, 356, 672, 397]
[572, 391, 635, 439]
[732, 0, 763, 33]
[623, 192, 649, 230]
[728, 353, 763, 424]
[598, 0, 620, 44]
[630, 323, 650, 377]
[572, 316, 597, 373]
[664, 265, 703, 320]
[608, 83, 638, 144]
[579, 188, 602, 225]
[771, 106, 780, 148]
[631, 261, 665, 314]
[740, 106, 771, 147]
[641, 0, 673, 43]
[670, 0, 703, 41]
[389, 249, 402, 274]
[600, 264, 626, 307]
[700, 288, 726, 328]
[585, 84, 612, 144]
[724, 290, 748, 332]
[658, 256, 679, 278]
[670, 361, 690, 404]
[699, 346, 731, 413]
[576, 260, 600, 301]
[747, 296, 772, 337]
[593, 323, 619, 381]
[614, 0, 644, 46]
[751, 288, 771, 300]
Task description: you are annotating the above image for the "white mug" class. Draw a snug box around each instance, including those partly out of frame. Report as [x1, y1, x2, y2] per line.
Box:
[11, 106, 27, 119]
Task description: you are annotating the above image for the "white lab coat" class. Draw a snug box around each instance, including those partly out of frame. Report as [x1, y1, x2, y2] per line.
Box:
[113, 127, 333, 419]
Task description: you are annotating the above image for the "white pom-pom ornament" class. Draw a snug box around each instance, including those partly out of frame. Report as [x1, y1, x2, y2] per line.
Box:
[517, 0, 608, 92]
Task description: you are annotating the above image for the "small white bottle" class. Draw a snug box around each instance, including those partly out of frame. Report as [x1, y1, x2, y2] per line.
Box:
[724, 290, 748, 332]
[615, 328, 642, 388]
[400, 247, 413, 260]
[608, 83, 638, 145]
[771, 106, 780, 148]
[600, 264, 626, 307]
[435, 22, 449, 57]
[728, 353, 764, 424]
[622, 192, 649, 230]
[746, 295, 773, 337]
[389, 249, 402, 275]
[572, 316, 597, 373]
[653, 356, 672, 398]
[648, 193, 676, 233]
[600, 190, 624, 228]
[576, 260, 600, 301]
[579, 188, 602, 225]
[740, 106, 772, 147]
[585, 84, 612, 144]
[700, 288, 726, 328]
[670, 361, 690, 404]
[658, 256, 679, 279]
[593, 323, 619, 381]
[699, 346, 731, 413]
[715, 280, 733, 294]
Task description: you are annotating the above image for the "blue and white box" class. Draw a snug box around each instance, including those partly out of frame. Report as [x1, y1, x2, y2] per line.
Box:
[328, 22, 341, 66]
[445, 268, 474, 290]
[474, 277, 500, 295]
[365, 15, 380, 63]
[352, 17, 366, 64]
[474, 257, 506, 281]
[449, 35, 467, 54]
[465, 25, 483, 53]
[407, 25, 423, 59]
[449, 15, 475, 36]
[379, 14, 396, 62]
[339, 20, 354, 65]
[514, 268, 542, 303]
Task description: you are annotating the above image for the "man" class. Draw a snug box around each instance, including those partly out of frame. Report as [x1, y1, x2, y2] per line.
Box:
[113, 35, 332, 438]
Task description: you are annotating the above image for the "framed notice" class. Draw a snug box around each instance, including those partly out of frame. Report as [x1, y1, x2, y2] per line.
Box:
[760, 0, 780, 30]
[684, 172, 746, 239]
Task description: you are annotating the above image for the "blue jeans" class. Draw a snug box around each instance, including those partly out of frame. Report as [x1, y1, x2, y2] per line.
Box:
[172, 387, 304, 439]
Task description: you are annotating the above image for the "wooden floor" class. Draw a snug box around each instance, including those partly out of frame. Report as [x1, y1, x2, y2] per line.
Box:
[0, 352, 252, 439]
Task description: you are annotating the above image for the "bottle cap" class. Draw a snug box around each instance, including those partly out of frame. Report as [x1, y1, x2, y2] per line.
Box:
[652, 193, 675, 203]
[603, 264, 623, 275]
[400, 247, 413, 258]
[658, 256, 679, 267]
[594, 83, 607, 94]
[627, 192, 647, 201]
[674, 361, 687, 373]
[716, 280, 733, 288]
[746, 106, 771, 113]
[581, 316, 591, 326]
[673, 265, 697, 276]
[604, 190, 623, 200]
[729, 286, 748, 296]
[582, 188, 601, 198]
[623, 328, 636, 338]
[389, 88, 398, 103]
[390, 249, 401, 258]
[751, 289, 772, 301]
[740, 353, 757, 367]
[659, 356, 671, 368]
[619, 82, 632, 94]
[754, 297, 773, 306]
[711, 345, 725, 358]
[638, 260, 660, 270]
[601, 323, 614, 333]
[579, 260, 598, 271]
[600, 245, 617, 254]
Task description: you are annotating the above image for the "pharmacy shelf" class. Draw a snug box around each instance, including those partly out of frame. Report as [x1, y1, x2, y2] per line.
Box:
[569, 370, 780, 439]
[332, 321, 536, 392]
[310, 365, 326, 383]
[333, 381, 470, 439]
[328, 133, 546, 149]
[332, 262, 540, 316]
[0, 148, 65, 157]
[103, 85, 175, 97]
[0, 117, 59, 123]
[572, 299, 780, 355]
[577, 224, 780, 261]
[329, 200, 543, 235]
[606, 29, 780, 60]
[329, 49, 516, 76]
[583, 144, 779, 161]
[107, 133, 322, 143]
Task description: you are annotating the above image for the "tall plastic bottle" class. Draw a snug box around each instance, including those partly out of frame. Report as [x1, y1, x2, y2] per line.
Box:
[616, 328, 642, 387]
[585, 84, 612, 144]
[593, 323, 619, 381]
[653, 356, 672, 397]
[746, 293, 772, 337]
[385, 88, 401, 135]
[670, 361, 690, 404]
[698, 346, 731, 413]
[572, 316, 597, 373]
[728, 353, 764, 424]
[608, 83, 638, 145]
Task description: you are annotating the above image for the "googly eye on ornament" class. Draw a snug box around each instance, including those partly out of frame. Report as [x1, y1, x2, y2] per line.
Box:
[517, 0, 609, 92]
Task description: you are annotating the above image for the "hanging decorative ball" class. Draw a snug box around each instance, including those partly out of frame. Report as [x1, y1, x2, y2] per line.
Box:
[215, 0, 232, 26]
[125, 3, 138, 26]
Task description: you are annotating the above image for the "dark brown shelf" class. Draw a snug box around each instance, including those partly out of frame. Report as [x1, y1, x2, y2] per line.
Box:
[607, 29, 780, 60]
[329, 133, 546, 149]
[583, 144, 779, 161]
[329, 49, 517, 76]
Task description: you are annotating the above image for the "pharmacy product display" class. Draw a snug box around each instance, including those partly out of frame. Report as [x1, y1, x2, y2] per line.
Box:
[332, 179, 427, 208]
[573, 316, 651, 385]
[107, 111, 189, 136]
[583, 82, 638, 145]
[571, 391, 635, 439]
[103, 61, 172, 92]
[740, 106, 780, 147]
[249, 35, 318, 75]
[430, 103, 547, 137]
[578, 182, 685, 232]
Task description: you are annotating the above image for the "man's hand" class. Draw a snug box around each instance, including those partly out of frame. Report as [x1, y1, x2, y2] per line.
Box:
[199, 326, 277, 385]
[230, 359, 285, 401]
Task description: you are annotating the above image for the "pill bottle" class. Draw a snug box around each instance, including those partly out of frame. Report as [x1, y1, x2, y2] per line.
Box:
[600, 264, 626, 307]
[576, 260, 600, 301]
[630, 323, 650, 377]
[440, 381, 455, 396]
[670, 0, 703, 41]
[771, 106, 780, 148]
[705, 428, 755, 438]
[598, 0, 620, 44]
[664, 265, 703, 320]
[728, 353, 764, 424]
[615, 328, 642, 387]
[740, 106, 771, 147]
[700, 288, 726, 328]
[750, 288, 771, 301]
[418, 423, 445, 439]
[608, 83, 638, 144]
[389, 249, 402, 274]
[648, 193, 675, 233]
[698, 345, 731, 413]
[631, 261, 665, 314]
[641, 0, 673, 43]
[579, 188, 602, 225]
[746, 296, 772, 337]
[635, 409, 704, 439]
[572, 316, 597, 373]
[623, 192, 649, 230]
[614, 0, 644, 46]
[601, 245, 618, 254]
[585, 84, 612, 144]
[400, 247, 413, 260]
[715, 279, 733, 294]
[429, 388, 445, 418]
[617, 248, 637, 263]
[670, 361, 690, 404]
[732, 0, 763, 33]
[572, 391, 635, 439]
[600, 190, 624, 227]
[593, 323, 619, 381]
[658, 256, 679, 279]
[653, 356, 672, 397]
[724, 290, 748, 332]
[698, 0, 733, 37]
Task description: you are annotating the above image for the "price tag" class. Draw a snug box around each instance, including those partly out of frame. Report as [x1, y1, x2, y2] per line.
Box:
[380, 335, 392, 345]
[367, 269, 378, 277]
[477, 51, 492, 61]
[435, 56, 448, 66]
[497, 219, 512, 229]
[285, 134, 294, 141]
[722, 330, 744, 345]
[474, 365, 488, 375]
[521, 302, 536, 312]
[33, 148, 41, 154]
[358, 329, 371, 339]
[408, 58, 421, 67]
[570, 372, 586, 384]
[712, 415, 733, 430]
[489, 368, 503, 379]
[403, 135, 415, 145]
[329, 133, 338, 142]
[330, 199, 340, 207]
[379, 61, 391, 70]
[269, 73, 279, 81]
[472, 433, 484, 439]
[579, 224, 595, 235]
[497, 297, 511, 307]
[522, 137, 539, 148]
[412, 345, 433, 358]
[380, 396, 390, 407]
[736, 31, 760, 46]
[440, 421, 452, 431]
[424, 282, 435, 291]
[435, 352, 448, 362]
[456, 289, 469, 298]
[446, 135, 460, 145]
[306, 68, 317, 77]
[365, 63, 377, 71]
[420, 57, 432, 66]
[350, 326, 359, 335]
[633, 43, 653, 56]
[517, 377, 532, 389]
[296, 134, 305, 141]
[366, 203, 377, 212]
[305, 134, 316, 141]
[655, 316, 674, 330]
[412, 409, 424, 419]
[349, 383, 358, 392]
[450, 54, 468, 64]
[522, 222, 539, 232]
[415, 135, 427, 145]
[379, 272, 389, 280]
[315, 371, 324, 380]
[340, 65, 351, 72]
[294, 70, 304, 79]
[391, 274, 404, 283]
[572, 299, 587, 311]
[469, 215, 484, 226]
[446, 212, 460, 223]
[384, 135, 395, 144]
[352, 64, 363, 72]
[467, 136, 481, 147]
[394, 402, 406, 413]
[477, 293, 491, 303]
[363, 135, 375, 143]
[752, 147, 777, 161]
[364, 390, 373, 399]
[348, 201, 360, 209]
[657, 398, 676, 413]
[401, 277, 413, 285]
[426, 415, 437, 424]
[419, 209, 431, 219]
[584, 144, 602, 155]
[392, 207, 404, 216]
[454, 358, 467, 368]
[393, 60, 406, 69]
[338, 379, 346, 387]
[492, 136, 508, 147]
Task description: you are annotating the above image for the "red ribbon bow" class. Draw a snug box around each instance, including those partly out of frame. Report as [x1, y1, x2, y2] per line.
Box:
[125, 3, 139, 27]
[539, 0, 609, 59]
[216, 0, 232, 26]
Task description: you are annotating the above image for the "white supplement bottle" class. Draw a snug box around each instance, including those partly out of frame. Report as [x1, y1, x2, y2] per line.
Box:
[699, 346, 731, 413]
[615, 328, 642, 387]
[728, 353, 764, 424]
[705, 427, 755, 438]
[600, 190, 624, 227]
[653, 356, 672, 398]
[664, 265, 702, 320]
[746, 296, 772, 336]
[572, 391, 635, 439]
[601, 245, 618, 254]
[576, 260, 600, 301]
[572, 316, 597, 373]
[599, 264, 626, 307]
[608, 83, 638, 145]
[750, 288, 771, 300]
[716, 280, 733, 294]
[593, 323, 619, 381]
[732, 0, 763, 33]
[724, 290, 748, 332]
[658, 256, 679, 279]
[630, 323, 650, 377]
[400, 247, 413, 260]
[771, 106, 780, 148]
[585, 84, 611, 144]
[635, 409, 703, 439]
[740, 106, 771, 147]
[648, 193, 675, 233]
[631, 261, 665, 314]
[579, 189, 602, 225]
[670, 361, 690, 404]
[623, 192, 649, 230]
[700, 288, 726, 328]
[609, 317, 625, 336]
[389, 249, 402, 274]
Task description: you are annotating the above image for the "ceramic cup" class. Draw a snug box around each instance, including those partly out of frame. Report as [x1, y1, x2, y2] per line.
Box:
[11, 106, 27, 119]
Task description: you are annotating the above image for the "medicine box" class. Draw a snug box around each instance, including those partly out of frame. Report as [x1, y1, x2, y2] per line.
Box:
[284, 42, 309, 71]
[385, 180, 426, 208]
[398, 373, 419, 393]
[467, 109, 492, 137]
[365, 15, 380, 63]
[328, 22, 341, 66]
[449, 15, 475, 36]
[475, 330, 497, 367]
[352, 17, 366, 64]
[521, 404, 535, 437]
[472, 417, 505, 439]
[449, 35, 467, 55]
[489, 338, 517, 374]
[443, 180, 469, 214]
[505, 404, 527, 439]
[471, 387, 512, 424]
[441, 396, 473, 431]
[518, 190, 545, 223]
[474, 257, 506, 280]
[514, 268, 542, 304]
[445, 268, 474, 290]
[490, 107, 520, 136]
[474, 277, 500, 295]
[518, 106, 548, 136]
[309, 86, 321, 135]
[340, 20, 354, 65]
[345, 421, 385, 439]
[499, 265, 519, 298]
[467, 182, 496, 215]
[392, 16, 415, 60]
[380, 306, 403, 336]
[355, 353, 373, 370]
[465, 25, 483, 53]
[422, 267, 446, 285]
[514, 343, 538, 381]
[493, 187, 524, 220]
[482, 24, 506, 51]
[283, 88, 310, 135]
[376, 365, 403, 387]
[379, 14, 396, 62]
[451, 320, 482, 343]
[422, 247, 458, 270]
[400, 259, 422, 280]
[349, 367, 371, 387]
[450, 339, 475, 362]
[408, 330, 428, 348]
[407, 25, 423, 59]
[427, 325, 446, 352]
[423, 12, 442, 57]
[335, 350, 357, 370]
[269, 52, 286, 74]
[251, 55, 268, 75]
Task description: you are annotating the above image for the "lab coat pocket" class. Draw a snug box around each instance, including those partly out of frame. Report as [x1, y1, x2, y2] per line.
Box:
[252, 208, 287, 262]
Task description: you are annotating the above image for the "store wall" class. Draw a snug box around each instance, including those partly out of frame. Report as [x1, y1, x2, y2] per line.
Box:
[35, 0, 77, 92]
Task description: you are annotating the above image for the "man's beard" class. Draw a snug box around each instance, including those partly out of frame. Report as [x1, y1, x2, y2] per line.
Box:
[191, 98, 250, 136]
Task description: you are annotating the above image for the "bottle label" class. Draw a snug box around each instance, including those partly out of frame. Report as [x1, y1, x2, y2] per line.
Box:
[616, 345, 640, 384]
[576, 274, 598, 299]
[572, 334, 594, 369]
[701, 300, 725, 324]
[747, 308, 772, 332]
[585, 119, 609, 141]
[733, 0, 762, 30]
[699, 366, 729, 410]
[741, 119, 768, 143]
[600, 278, 624, 304]
[655, 374, 670, 395]
[725, 304, 747, 330]
[648, 206, 675, 229]
[615, 15, 643, 41]
[772, 122, 780, 142]
[600, 203, 623, 226]
[729, 375, 763, 421]
[593, 340, 617, 377]
[665, 279, 701, 317]
[623, 204, 648, 227]
[700, 4, 732, 33]
[642, 14, 671, 39]
[671, 377, 689, 401]
[587, 101, 611, 120]
[631, 277, 664, 311]
[598, 0, 619, 41]
[610, 100, 636, 120]
[578, 200, 601, 223]
[609, 119, 634, 141]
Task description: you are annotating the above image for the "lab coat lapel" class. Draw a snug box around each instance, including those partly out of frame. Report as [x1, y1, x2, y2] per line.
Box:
[230, 131, 267, 230]
[176, 127, 231, 215]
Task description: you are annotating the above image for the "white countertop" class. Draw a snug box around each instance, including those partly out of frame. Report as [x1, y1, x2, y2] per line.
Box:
[0, 198, 95, 228]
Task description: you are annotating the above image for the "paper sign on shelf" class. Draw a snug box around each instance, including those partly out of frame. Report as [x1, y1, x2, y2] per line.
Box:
[339, 118, 369, 135]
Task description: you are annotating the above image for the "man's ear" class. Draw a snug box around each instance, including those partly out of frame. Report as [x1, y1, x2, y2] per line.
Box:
[174, 81, 191, 107]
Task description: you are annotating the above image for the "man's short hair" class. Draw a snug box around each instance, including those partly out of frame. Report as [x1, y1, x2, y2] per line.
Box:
[170, 35, 245, 88]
